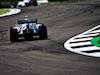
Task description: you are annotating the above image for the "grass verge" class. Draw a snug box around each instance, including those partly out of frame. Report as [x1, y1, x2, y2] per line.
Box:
[0, 9, 10, 15]
[39, 0, 95, 6]
[39, 1, 76, 5]
[0, 1, 19, 8]
[0, 2, 11, 8]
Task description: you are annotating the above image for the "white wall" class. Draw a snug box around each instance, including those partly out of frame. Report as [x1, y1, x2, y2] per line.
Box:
[37, 0, 49, 4]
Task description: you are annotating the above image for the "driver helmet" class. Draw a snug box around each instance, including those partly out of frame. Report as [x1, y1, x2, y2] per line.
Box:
[25, 16, 29, 21]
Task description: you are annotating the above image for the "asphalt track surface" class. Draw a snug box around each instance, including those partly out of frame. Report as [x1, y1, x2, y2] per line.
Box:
[0, 1, 100, 75]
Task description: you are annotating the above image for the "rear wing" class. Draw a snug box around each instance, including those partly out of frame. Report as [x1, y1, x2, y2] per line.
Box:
[18, 19, 37, 24]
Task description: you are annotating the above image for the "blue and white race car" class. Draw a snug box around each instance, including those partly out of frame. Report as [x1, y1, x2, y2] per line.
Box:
[9, 16, 47, 42]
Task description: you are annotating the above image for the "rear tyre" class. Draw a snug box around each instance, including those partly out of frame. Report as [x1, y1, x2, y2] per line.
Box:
[34, 2, 37, 6]
[9, 27, 18, 42]
[39, 25, 47, 39]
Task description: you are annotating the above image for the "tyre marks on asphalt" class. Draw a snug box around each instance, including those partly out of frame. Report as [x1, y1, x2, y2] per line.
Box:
[64, 25, 100, 57]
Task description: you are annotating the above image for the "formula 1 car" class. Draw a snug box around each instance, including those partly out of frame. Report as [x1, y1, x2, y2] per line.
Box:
[11, 0, 37, 8]
[17, 0, 37, 7]
[9, 16, 47, 42]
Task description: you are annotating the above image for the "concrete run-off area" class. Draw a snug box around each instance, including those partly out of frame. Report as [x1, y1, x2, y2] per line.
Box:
[0, 9, 21, 17]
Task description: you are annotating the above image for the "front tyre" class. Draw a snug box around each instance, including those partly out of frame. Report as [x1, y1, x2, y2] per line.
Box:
[9, 27, 18, 42]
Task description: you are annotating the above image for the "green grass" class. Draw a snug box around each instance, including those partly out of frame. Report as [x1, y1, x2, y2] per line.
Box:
[39, 0, 96, 6]
[0, 2, 11, 8]
[39, 1, 76, 5]
[0, 9, 10, 15]
[0, 1, 19, 8]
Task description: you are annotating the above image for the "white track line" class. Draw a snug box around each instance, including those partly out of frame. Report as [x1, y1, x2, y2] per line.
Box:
[75, 33, 98, 38]
[64, 25, 100, 57]
[74, 46, 100, 51]
[70, 42, 91, 47]
[88, 30, 100, 33]
[71, 37, 92, 42]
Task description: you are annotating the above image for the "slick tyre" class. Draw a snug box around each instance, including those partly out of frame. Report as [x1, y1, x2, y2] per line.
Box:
[39, 25, 47, 39]
[9, 27, 18, 42]
[34, 2, 37, 6]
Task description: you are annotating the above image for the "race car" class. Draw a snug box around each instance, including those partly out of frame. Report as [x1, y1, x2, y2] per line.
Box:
[17, 0, 37, 7]
[9, 16, 47, 42]
[11, 3, 17, 8]
[17, 1, 26, 7]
